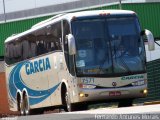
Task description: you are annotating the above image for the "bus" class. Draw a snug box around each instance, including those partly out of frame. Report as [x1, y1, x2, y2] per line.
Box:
[4, 10, 155, 115]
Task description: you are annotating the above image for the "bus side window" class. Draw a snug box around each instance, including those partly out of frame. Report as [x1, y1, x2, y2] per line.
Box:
[50, 22, 62, 51]
[8, 43, 14, 64]
[5, 44, 9, 64]
[22, 39, 30, 60]
[51, 42, 56, 51]
[46, 35, 55, 52]
[13, 42, 17, 61]
[35, 27, 48, 55]
[46, 42, 54, 52]
[63, 20, 70, 53]
[14, 40, 22, 62]
[30, 41, 37, 57]
[55, 41, 61, 50]
[28, 34, 37, 58]
[37, 40, 46, 55]
[62, 20, 76, 75]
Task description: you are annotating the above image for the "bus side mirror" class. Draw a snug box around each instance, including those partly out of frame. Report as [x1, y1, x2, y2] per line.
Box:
[142, 29, 155, 51]
[67, 34, 76, 55]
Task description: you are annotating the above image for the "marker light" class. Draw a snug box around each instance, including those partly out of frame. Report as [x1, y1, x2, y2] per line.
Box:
[71, 16, 76, 21]
[99, 13, 110, 16]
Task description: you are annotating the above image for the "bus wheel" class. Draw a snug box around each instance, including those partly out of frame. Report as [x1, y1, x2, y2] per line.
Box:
[65, 90, 75, 112]
[118, 99, 133, 107]
[19, 99, 25, 115]
[23, 94, 30, 115]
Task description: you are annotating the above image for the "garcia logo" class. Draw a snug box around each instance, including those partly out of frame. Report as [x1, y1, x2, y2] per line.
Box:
[121, 75, 144, 80]
[25, 57, 51, 75]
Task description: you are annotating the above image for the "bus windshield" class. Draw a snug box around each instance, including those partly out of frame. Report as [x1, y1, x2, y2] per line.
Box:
[72, 16, 146, 76]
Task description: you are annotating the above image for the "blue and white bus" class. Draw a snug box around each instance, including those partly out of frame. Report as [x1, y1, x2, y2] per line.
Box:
[4, 10, 155, 115]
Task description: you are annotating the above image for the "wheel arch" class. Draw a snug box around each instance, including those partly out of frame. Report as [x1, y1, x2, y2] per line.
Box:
[61, 80, 68, 105]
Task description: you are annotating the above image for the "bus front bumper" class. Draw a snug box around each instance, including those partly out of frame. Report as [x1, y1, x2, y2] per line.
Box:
[77, 85, 147, 102]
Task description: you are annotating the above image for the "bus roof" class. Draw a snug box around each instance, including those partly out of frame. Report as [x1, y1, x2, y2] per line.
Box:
[5, 10, 135, 43]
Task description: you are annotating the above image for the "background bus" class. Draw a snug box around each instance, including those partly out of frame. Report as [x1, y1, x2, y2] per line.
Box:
[4, 10, 155, 115]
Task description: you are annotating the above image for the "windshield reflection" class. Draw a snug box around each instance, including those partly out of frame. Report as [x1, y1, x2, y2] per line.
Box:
[72, 16, 146, 76]
[107, 18, 145, 74]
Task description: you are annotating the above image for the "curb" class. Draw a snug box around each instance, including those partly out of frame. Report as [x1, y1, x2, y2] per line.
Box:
[144, 101, 160, 105]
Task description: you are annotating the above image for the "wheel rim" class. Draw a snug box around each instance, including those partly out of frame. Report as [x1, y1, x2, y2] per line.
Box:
[65, 91, 70, 111]
[20, 100, 24, 115]
[24, 95, 29, 115]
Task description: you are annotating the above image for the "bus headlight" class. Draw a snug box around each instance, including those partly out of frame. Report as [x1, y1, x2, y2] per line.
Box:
[132, 80, 146, 86]
[143, 89, 148, 94]
[79, 84, 96, 89]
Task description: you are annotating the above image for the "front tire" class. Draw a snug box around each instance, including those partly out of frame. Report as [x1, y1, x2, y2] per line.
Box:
[65, 90, 75, 112]
[64, 90, 88, 112]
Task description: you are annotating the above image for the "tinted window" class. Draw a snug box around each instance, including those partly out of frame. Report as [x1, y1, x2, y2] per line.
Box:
[5, 21, 62, 65]
[62, 20, 71, 72]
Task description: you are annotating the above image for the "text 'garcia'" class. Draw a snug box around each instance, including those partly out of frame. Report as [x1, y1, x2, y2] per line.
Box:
[25, 58, 51, 75]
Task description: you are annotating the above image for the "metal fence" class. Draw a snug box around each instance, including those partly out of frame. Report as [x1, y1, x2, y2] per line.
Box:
[134, 59, 160, 103]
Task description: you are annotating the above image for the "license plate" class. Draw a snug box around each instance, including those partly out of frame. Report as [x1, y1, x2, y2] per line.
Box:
[109, 91, 121, 96]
